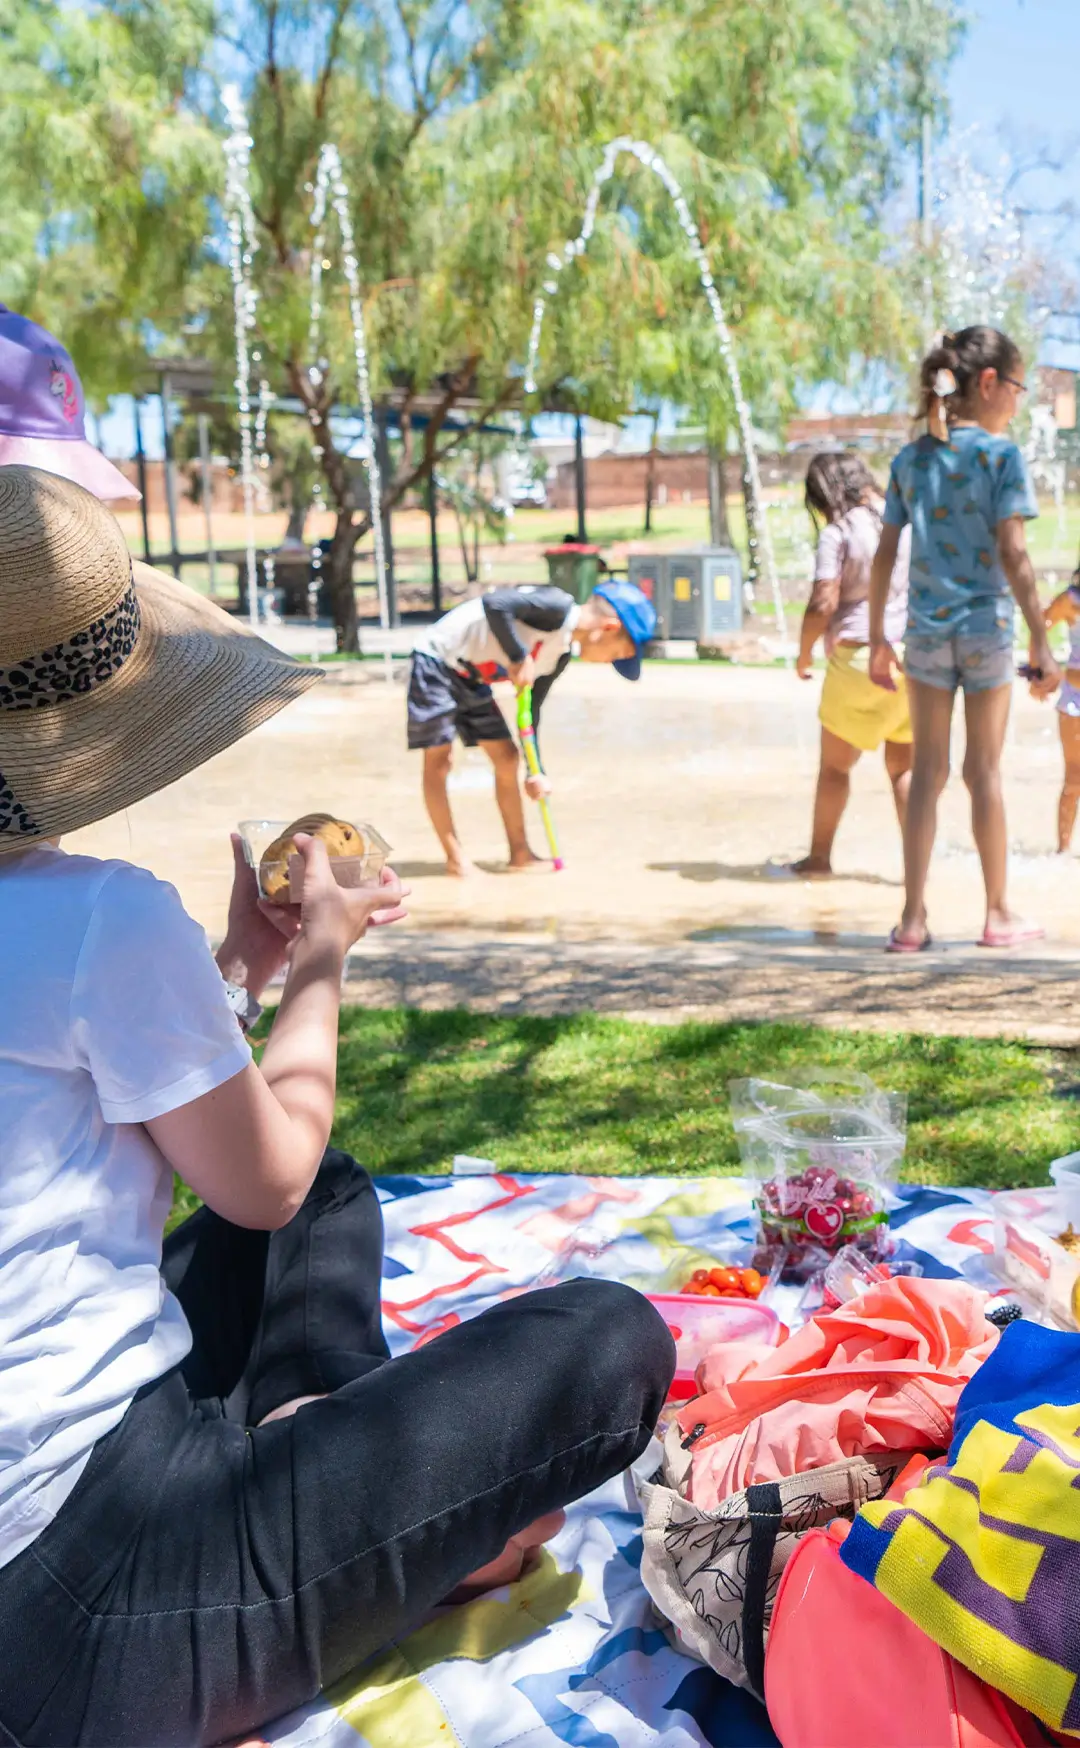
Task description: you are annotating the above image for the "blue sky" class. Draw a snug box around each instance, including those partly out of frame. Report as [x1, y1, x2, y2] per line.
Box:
[950, 0, 1080, 149]
[948, 0, 1080, 265]
[947, 0, 1080, 368]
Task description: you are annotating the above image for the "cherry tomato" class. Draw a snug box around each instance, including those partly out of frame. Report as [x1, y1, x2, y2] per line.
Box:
[681, 1281, 702, 1295]
[711, 1267, 742, 1295]
[690, 1268, 712, 1287]
[699, 1282, 722, 1296]
[740, 1268, 764, 1298]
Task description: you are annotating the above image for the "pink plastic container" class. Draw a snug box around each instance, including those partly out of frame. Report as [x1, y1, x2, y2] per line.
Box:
[646, 1293, 781, 1399]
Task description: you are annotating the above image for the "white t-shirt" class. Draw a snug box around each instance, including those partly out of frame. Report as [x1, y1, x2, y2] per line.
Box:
[809, 503, 910, 652]
[413, 589, 580, 681]
[0, 845, 251, 1571]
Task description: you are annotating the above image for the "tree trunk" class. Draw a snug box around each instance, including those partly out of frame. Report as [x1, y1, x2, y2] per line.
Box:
[285, 497, 308, 544]
[708, 446, 731, 546]
[643, 409, 660, 533]
[451, 500, 477, 582]
[327, 510, 360, 652]
[740, 457, 760, 595]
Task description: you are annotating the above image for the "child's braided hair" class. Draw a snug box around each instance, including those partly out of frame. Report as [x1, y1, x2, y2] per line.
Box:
[804, 451, 881, 532]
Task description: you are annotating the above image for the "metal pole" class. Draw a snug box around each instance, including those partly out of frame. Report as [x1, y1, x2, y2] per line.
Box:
[919, 112, 934, 338]
[574, 413, 587, 543]
[159, 373, 182, 579]
[197, 412, 218, 596]
[374, 411, 398, 627]
[919, 113, 933, 248]
[428, 469, 442, 617]
[132, 399, 152, 563]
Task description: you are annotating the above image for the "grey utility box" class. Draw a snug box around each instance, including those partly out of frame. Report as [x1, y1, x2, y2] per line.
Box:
[627, 547, 743, 643]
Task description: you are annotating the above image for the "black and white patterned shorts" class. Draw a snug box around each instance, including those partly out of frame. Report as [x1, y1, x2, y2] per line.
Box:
[406, 651, 511, 750]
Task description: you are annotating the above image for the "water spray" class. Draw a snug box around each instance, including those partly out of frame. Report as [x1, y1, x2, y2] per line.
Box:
[222, 89, 280, 624]
[222, 85, 262, 631]
[525, 137, 786, 646]
[309, 144, 389, 632]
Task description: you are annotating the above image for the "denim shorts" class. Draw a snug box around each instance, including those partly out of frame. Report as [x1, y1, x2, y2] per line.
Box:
[904, 631, 1015, 695]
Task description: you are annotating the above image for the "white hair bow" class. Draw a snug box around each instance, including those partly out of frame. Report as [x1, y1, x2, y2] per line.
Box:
[933, 368, 957, 399]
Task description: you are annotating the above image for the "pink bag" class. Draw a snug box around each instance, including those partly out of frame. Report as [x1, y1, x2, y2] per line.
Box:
[764, 1528, 1046, 1748]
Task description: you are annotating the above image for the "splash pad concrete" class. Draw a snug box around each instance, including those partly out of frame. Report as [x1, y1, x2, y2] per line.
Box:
[69, 660, 1080, 1040]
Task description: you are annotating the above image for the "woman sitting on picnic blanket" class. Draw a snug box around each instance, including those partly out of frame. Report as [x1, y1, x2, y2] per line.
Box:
[0, 467, 675, 1748]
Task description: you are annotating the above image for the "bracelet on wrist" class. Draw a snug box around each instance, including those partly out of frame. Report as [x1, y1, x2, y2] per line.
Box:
[223, 980, 263, 1035]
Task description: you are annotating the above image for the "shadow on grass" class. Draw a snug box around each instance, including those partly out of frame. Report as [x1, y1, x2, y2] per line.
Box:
[326, 1008, 1079, 1193]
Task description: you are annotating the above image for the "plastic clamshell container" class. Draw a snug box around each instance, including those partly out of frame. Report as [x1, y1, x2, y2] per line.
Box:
[647, 1293, 780, 1399]
[992, 1186, 1080, 1330]
[237, 818, 391, 902]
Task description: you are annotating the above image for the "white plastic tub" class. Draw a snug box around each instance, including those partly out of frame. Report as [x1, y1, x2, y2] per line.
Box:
[992, 1186, 1080, 1330]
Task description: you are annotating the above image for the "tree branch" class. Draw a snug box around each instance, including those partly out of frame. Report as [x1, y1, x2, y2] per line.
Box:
[265, 0, 286, 145]
[314, 0, 351, 123]
[420, 2, 456, 109]
[382, 380, 517, 517]
[391, 0, 425, 117]
[285, 354, 355, 517]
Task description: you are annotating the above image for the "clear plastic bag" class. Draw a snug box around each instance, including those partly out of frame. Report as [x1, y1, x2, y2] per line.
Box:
[730, 1071, 906, 1278]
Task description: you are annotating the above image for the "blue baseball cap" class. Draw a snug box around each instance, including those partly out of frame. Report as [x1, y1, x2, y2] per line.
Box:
[593, 580, 657, 681]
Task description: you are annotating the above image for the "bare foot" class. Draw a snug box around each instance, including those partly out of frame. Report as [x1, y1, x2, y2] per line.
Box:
[445, 1510, 566, 1603]
[445, 856, 478, 878]
[786, 856, 833, 880]
[257, 1393, 326, 1426]
[504, 850, 551, 875]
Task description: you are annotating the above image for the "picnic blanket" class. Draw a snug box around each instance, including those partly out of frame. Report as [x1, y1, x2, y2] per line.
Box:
[264, 1172, 1000, 1748]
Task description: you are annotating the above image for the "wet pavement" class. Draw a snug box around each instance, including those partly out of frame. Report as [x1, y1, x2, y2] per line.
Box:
[68, 659, 1080, 1041]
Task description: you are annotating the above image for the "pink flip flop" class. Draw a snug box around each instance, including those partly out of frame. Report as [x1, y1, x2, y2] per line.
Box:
[885, 927, 934, 954]
[977, 922, 1045, 949]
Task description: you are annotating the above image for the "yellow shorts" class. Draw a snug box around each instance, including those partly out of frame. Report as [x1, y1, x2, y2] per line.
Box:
[819, 645, 912, 753]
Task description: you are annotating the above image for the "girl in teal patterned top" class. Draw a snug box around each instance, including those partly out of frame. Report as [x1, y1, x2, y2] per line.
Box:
[868, 326, 1061, 952]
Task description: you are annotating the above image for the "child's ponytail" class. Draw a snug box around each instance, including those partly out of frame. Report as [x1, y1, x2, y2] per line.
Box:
[918, 326, 1022, 440]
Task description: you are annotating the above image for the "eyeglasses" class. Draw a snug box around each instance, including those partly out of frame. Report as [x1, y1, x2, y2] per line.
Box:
[1002, 375, 1028, 394]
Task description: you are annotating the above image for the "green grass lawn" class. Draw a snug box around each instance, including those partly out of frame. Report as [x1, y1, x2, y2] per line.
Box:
[168, 1011, 1080, 1227]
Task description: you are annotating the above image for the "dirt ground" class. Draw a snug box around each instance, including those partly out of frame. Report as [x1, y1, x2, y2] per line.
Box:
[68, 658, 1080, 1042]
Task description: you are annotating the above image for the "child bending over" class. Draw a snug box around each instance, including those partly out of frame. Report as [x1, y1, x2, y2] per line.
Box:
[407, 580, 656, 874]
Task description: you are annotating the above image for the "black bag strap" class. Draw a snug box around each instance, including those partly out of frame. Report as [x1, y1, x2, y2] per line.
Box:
[742, 1481, 784, 1699]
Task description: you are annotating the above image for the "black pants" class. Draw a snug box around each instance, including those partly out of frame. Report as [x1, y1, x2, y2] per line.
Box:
[0, 1152, 674, 1747]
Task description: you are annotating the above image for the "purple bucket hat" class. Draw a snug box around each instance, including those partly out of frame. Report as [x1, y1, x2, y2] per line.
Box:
[0, 306, 139, 503]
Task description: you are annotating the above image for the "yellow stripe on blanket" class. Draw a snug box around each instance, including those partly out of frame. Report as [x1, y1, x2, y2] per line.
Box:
[326, 1552, 585, 1746]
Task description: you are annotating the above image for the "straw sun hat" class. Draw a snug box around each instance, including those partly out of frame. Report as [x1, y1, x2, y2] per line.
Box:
[0, 465, 322, 853]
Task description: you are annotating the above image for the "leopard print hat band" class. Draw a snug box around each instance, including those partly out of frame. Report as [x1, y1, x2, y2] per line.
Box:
[0, 466, 323, 852]
[0, 569, 140, 711]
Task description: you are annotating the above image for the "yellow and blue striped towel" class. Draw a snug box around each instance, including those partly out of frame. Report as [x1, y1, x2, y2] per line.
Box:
[843, 1320, 1080, 1735]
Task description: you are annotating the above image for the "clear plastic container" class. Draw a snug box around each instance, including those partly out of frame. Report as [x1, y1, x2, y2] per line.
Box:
[1049, 1151, 1080, 1186]
[730, 1072, 905, 1277]
[238, 818, 391, 902]
[646, 1293, 780, 1398]
[993, 1186, 1080, 1330]
[820, 1241, 923, 1310]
